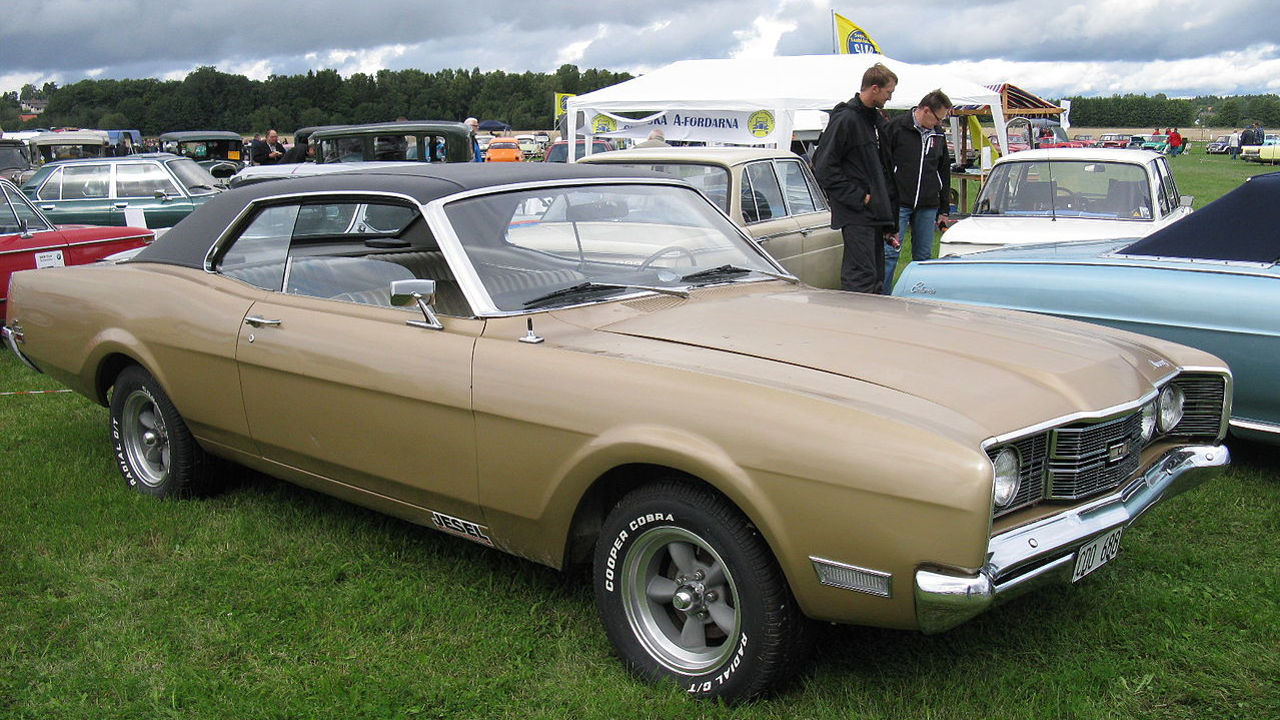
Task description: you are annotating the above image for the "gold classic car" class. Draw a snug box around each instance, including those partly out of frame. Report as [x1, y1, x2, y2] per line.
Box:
[580, 146, 844, 288]
[3, 163, 1232, 700]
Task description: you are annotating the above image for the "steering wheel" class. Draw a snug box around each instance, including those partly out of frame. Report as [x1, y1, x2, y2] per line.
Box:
[637, 245, 697, 271]
[1055, 186, 1079, 209]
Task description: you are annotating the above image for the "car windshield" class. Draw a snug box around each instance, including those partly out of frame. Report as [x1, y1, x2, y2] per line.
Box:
[442, 183, 778, 311]
[592, 162, 731, 213]
[172, 140, 242, 161]
[975, 160, 1152, 220]
[165, 157, 221, 194]
[545, 142, 612, 163]
[0, 145, 30, 170]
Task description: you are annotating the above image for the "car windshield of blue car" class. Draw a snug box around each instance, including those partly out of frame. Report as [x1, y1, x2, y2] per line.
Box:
[974, 160, 1152, 220]
[443, 183, 779, 311]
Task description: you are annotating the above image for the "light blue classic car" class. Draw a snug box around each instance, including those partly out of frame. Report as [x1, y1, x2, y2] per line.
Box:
[895, 171, 1280, 443]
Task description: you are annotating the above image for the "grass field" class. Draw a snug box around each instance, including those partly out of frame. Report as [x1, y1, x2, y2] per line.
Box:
[3, 157, 1279, 718]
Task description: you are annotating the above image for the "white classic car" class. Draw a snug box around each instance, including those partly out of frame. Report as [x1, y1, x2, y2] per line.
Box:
[942, 149, 1193, 255]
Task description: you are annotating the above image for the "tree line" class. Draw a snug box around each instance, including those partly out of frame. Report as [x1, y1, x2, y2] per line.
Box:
[1059, 93, 1280, 129]
[0, 65, 633, 136]
[3, 65, 1278, 135]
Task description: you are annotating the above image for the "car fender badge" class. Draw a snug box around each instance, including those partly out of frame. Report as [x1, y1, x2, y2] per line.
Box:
[430, 510, 494, 546]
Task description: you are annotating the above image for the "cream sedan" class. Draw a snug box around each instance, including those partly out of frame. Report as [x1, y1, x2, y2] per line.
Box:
[581, 147, 844, 288]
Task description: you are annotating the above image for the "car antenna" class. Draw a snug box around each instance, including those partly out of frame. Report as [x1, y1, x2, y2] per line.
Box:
[519, 317, 544, 344]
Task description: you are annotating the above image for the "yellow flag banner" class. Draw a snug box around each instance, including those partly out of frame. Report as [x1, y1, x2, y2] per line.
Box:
[834, 13, 881, 54]
[554, 92, 576, 118]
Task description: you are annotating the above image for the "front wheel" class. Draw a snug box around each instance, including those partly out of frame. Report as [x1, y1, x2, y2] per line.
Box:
[594, 481, 809, 700]
[109, 365, 215, 498]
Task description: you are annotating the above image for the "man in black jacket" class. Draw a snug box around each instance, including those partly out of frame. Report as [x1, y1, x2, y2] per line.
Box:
[883, 90, 952, 292]
[813, 62, 899, 293]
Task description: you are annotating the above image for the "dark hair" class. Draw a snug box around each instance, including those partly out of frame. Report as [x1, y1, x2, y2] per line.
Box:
[918, 89, 953, 113]
[860, 62, 899, 91]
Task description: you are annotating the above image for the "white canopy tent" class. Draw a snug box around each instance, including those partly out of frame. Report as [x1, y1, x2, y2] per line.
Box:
[565, 53, 1007, 161]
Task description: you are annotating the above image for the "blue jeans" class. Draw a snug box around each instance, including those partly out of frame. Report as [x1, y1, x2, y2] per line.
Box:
[884, 206, 938, 293]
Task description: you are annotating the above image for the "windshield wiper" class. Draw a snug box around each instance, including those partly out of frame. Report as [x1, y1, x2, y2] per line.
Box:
[680, 264, 798, 284]
[523, 281, 688, 309]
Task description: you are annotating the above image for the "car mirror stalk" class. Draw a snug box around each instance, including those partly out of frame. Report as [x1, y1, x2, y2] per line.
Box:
[390, 279, 444, 330]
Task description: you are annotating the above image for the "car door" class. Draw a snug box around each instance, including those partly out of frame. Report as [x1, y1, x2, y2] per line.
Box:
[112, 161, 194, 228]
[219, 199, 484, 522]
[34, 163, 115, 224]
[737, 160, 804, 273]
[1, 180, 68, 302]
[775, 157, 841, 289]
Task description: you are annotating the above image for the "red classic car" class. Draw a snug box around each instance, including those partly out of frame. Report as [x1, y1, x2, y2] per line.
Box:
[1, 177, 153, 307]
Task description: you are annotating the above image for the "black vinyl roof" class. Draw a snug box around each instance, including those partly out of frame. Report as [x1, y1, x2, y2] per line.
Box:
[131, 162, 669, 269]
[158, 131, 243, 141]
[1122, 171, 1280, 263]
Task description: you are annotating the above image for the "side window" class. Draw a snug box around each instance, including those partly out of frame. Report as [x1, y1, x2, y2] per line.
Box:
[116, 163, 179, 198]
[216, 204, 296, 290]
[60, 164, 111, 199]
[36, 167, 63, 200]
[741, 161, 785, 223]
[776, 159, 818, 215]
[1150, 160, 1175, 216]
[216, 200, 424, 307]
[4, 184, 51, 232]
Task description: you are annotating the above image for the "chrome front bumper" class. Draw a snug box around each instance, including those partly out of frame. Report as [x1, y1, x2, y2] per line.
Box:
[914, 444, 1228, 634]
[2, 324, 42, 373]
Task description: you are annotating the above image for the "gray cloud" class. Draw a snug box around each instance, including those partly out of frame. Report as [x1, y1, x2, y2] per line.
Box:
[3, 0, 1276, 97]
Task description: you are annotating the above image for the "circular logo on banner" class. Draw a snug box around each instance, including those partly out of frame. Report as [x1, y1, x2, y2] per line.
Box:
[591, 114, 617, 133]
[748, 111, 775, 138]
[845, 30, 878, 54]
[559, 95, 570, 112]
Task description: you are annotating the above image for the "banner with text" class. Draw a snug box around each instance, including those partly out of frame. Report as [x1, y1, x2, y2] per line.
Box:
[579, 108, 783, 145]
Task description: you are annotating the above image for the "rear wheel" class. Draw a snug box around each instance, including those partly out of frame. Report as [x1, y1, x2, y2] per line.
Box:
[594, 480, 809, 701]
[109, 365, 215, 498]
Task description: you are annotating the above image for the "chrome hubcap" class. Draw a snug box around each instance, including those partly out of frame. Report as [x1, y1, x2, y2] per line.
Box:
[620, 526, 740, 674]
[121, 389, 170, 488]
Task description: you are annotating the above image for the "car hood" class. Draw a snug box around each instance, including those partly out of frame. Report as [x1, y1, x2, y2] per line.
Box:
[592, 287, 1176, 438]
[942, 215, 1159, 247]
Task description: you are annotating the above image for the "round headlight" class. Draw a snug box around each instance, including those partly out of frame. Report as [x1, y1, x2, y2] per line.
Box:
[1158, 384, 1185, 432]
[1140, 400, 1158, 442]
[992, 447, 1021, 508]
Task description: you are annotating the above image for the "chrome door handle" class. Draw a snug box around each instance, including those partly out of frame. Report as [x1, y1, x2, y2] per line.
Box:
[41, 205, 55, 210]
[244, 315, 282, 327]
[114, 202, 129, 208]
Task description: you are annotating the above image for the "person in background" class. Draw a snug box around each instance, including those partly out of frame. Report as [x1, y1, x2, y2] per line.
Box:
[1228, 129, 1241, 160]
[883, 89, 952, 293]
[1168, 128, 1183, 156]
[464, 117, 482, 162]
[280, 136, 311, 163]
[813, 62, 900, 294]
[250, 129, 285, 165]
[634, 129, 670, 148]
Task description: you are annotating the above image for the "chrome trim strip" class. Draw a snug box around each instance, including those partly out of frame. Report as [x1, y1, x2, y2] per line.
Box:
[2, 325, 43, 373]
[914, 443, 1228, 634]
[1229, 418, 1280, 435]
[0, 232, 153, 257]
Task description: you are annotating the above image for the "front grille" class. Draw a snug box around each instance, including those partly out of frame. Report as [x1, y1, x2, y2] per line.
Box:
[1049, 412, 1144, 500]
[1169, 374, 1227, 437]
[989, 372, 1227, 518]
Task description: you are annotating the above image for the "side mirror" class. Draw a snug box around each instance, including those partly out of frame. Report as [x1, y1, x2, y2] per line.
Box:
[18, 218, 33, 239]
[154, 190, 169, 200]
[391, 279, 443, 330]
[1179, 195, 1194, 208]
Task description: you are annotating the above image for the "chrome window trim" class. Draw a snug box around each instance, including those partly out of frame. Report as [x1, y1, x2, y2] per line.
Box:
[1230, 418, 1280, 435]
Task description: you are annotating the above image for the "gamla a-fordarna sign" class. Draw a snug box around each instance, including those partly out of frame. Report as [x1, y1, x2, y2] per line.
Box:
[581, 109, 781, 145]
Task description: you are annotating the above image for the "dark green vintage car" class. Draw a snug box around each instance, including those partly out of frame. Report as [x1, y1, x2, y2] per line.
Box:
[312, 121, 474, 164]
[20, 153, 221, 229]
[159, 131, 247, 178]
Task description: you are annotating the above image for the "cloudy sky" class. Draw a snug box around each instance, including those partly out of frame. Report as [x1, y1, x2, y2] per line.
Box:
[3, 0, 1277, 100]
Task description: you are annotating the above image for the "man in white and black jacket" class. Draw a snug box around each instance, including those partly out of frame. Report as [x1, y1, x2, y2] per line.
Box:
[883, 90, 952, 293]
